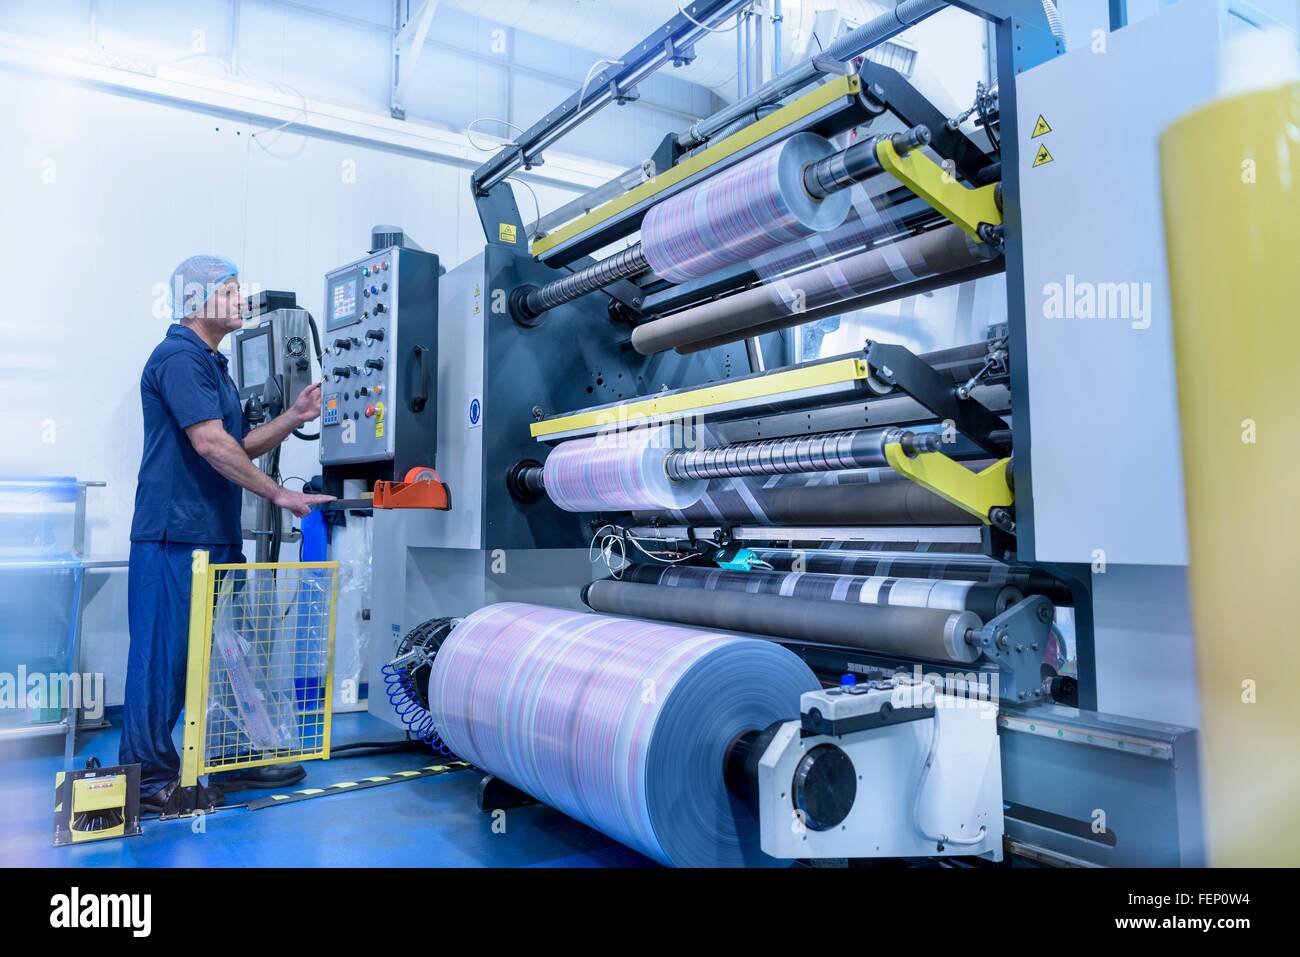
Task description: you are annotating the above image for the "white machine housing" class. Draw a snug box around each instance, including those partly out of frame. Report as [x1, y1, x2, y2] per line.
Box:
[758, 679, 1003, 861]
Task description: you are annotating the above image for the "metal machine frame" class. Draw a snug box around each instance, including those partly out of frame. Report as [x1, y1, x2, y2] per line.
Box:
[361, 0, 1208, 867]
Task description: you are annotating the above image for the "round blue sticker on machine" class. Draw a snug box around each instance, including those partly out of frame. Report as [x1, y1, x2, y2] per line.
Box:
[468, 396, 482, 428]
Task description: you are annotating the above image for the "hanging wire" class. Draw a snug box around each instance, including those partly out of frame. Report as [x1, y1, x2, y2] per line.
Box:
[678, 3, 744, 33]
[465, 118, 543, 239]
[588, 523, 696, 578]
[578, 57, 625, 107]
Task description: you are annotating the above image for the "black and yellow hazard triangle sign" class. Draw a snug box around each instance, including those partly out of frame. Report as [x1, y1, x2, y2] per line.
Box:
[1032, 143, 1054, 168]
[1031, 114, 1052, 138]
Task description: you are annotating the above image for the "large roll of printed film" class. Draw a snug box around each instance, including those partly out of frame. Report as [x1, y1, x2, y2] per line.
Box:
[640, 132, 851, 283]
[541, 425, 705, 513]
[426, 602, 819, 867]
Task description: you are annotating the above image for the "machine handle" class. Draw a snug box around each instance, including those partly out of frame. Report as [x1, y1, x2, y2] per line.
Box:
[261, 374, 285, 419]
[410, 345, 429, 413]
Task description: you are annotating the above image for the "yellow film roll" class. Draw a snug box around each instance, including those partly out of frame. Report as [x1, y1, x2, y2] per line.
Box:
[1161, 83, 1300, 866]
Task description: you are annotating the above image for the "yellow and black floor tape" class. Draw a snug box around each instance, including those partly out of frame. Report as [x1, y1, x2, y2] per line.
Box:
[243, 761, 471, 811]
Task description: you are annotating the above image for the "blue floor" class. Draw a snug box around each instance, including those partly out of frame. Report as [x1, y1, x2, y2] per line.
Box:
[0, 711, 653, 868]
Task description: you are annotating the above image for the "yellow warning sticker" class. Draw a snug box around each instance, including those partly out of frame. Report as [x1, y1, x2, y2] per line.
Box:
[498, 222, 517, 243]
[1031, 114, 1052, 138]
[375, 421, 385, 439]
[1032, 144, 1054, 168]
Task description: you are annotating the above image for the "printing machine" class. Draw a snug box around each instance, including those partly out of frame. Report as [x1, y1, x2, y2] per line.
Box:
[349, 0, 1256, 867]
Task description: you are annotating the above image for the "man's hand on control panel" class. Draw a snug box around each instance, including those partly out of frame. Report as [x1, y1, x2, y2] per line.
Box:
[291, 381, 324, 425]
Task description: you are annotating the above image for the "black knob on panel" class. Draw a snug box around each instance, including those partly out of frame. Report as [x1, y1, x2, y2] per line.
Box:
[364, 358, 384, 370]
[332, 366, 351, 378]
[333, 338, 352, 350]
[365, 328, 385, 341]
[374, 303, 386, 314]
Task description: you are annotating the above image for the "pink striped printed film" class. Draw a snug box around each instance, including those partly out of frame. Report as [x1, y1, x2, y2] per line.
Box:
[641, 132, 850, 283]
[542, 426, 703, 513]
[426, 602, 818, 867]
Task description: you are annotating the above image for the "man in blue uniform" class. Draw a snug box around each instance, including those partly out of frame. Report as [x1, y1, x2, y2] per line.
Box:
[124, 255, 334, 813]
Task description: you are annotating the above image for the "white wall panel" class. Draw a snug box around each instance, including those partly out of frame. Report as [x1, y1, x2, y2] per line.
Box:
[0, 64, 581, 703]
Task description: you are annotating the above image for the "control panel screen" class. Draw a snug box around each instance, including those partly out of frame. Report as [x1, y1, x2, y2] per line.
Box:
[329, 276, 358, 327]
[238, 332, 272, 390]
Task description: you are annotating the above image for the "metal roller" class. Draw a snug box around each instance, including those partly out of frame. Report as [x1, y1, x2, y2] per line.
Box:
[662, 427, 937, 481]
[511, 244, 650, 324]
[630, 225, 999, 356]
[618, 563, 1023, 622]
[583, 578, 982, 664]
[801, 127, 930, 200]
[631, 477, 979, 527]
[514, 428, 939, 506]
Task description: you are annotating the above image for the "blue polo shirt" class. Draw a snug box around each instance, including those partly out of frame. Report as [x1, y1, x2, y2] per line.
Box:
[130, 324, 251, 545]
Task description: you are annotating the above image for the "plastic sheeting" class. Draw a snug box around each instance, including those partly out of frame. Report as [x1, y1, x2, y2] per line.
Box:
[206, 570, 303, 754]
[753, 547, 1057, 595]
[631, 471, 975, 527]
[0, 477, 83, 730]
[641, 133, 850, 283]
[633, 226, 997, 355]
[0, 476, 78, 559]
[426, 602, 818, 867]
[542, 426, 705, 513]
[327, 515, 372, 713]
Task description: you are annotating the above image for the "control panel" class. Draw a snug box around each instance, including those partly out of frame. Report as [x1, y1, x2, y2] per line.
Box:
[233, 306, 315, 425]
[232, 303, 319, 559]
[320, 244, 439, 493]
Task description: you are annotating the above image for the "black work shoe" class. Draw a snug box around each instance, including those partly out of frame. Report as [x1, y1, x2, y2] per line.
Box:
[141, 778, 225, 816]
[210, 764, 307, 792]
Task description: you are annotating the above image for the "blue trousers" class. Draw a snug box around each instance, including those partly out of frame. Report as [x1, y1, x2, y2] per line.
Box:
[120, 541, 243, 798]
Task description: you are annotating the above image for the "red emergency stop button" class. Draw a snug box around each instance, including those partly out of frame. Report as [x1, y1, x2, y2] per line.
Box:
[365, 403, 376, 418]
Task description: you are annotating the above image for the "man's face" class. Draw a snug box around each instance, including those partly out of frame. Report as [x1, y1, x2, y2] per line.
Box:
[194, 277, 244, 335]
[212, 277, 244, 330]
